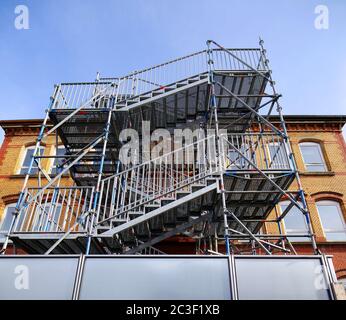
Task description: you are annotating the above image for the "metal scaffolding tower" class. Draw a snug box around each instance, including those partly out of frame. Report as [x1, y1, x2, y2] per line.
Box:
[1, 40, 318, 256]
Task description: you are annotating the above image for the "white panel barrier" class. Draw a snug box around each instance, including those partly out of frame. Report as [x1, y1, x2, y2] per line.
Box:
[79, 257, 231, 300]
[234, 257, 332, 300]
[0, 255, 336, 300]
[0, 256, 80, 300]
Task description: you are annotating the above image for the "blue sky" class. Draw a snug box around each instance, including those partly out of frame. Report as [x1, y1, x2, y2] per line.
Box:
[0, 0, 345, 143]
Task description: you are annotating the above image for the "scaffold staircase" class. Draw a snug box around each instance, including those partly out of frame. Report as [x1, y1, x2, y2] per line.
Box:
[2, 40, 318, 256]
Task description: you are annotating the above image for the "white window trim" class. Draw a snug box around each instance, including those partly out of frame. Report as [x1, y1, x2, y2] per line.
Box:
[18, 146, 44, 175]
[316, 200, 346, 241]
[299, 142, 327, 172]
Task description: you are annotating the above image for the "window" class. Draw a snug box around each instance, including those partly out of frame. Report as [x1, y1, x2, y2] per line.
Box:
[280, 201, 310, 242]
[268, 142, 289, 169]
[19, 146, 44, 174]
[0, 204, 25, 241]
[51, 146, 67, 175]
[316, 200, 346, 241]
[299, 142, 327, 172]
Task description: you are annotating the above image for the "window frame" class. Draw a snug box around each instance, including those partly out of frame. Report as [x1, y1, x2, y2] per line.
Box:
[267, 141, 290, 169]
[18, 146, 45, 175]
[299, 142, 327, 172]
[0, 204, 17, 242]
[280, 200, 310, 242]
[316, 200, 346, 242]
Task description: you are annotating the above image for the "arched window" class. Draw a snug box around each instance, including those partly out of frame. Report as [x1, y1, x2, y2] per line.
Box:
[280, 201, 310, 242]
[316, 200, 346, 241]
[18, 146, 44, 174]
[299, 142, 326, 172]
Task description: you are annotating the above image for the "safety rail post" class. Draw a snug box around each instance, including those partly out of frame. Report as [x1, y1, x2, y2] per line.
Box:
[206, 40, 230, 255]
[85, 79, 119, 255]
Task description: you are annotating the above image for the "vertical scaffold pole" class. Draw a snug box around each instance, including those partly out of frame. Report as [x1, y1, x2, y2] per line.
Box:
[85, 82, 117, 255]
[206, 40, 230, 255]
[1, 85, 59, 254]
[259, 38, 319, 254]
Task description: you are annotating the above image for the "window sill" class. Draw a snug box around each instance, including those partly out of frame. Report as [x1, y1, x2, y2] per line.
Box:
[299, 171, 335, 177]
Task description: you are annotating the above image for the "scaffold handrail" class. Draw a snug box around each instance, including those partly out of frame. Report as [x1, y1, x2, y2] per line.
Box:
[221, 133, 292, 171]
[14, 186, 95, 233]
[96, 134, 219, 227]
[51, 48, 268, 110]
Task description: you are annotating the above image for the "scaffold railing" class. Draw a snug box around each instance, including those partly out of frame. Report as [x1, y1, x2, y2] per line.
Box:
[221, 133, 292, 171]
[12, 132, 294, 237]
[96, 134, 219, 229]
[51, 48, 268, 110]
[14, 186, 95, 233]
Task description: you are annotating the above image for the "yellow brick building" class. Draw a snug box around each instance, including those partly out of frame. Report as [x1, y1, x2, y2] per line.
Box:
[0, 115, 346, 283]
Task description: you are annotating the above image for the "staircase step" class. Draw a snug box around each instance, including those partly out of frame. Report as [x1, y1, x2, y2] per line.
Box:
[206, 178, 218, 186]
[176, 191, 192, 199]
[139, 95, 151, 101]
[176, 82, 188, 88]
[96, 226, 110, 233]
[152, 91, 164, 96]
[111, 218, 128, 226]
[164, 87, 174, 92]
[160, 198, 176, 206]
[144, 205, 160, 213]
[128, 211, 144, 219]
[191, 184, 206, 192]
[126, 99, 140, 105]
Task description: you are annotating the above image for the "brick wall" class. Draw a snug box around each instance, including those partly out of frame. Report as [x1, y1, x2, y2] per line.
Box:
[0, 123, 72, 250]
[0, 118, 345, 281]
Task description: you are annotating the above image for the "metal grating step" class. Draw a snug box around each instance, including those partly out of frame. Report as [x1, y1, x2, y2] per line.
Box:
[10, 233, 105, 254]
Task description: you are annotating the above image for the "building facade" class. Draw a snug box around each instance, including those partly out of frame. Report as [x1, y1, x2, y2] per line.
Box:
[1, 115, 345, 288]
